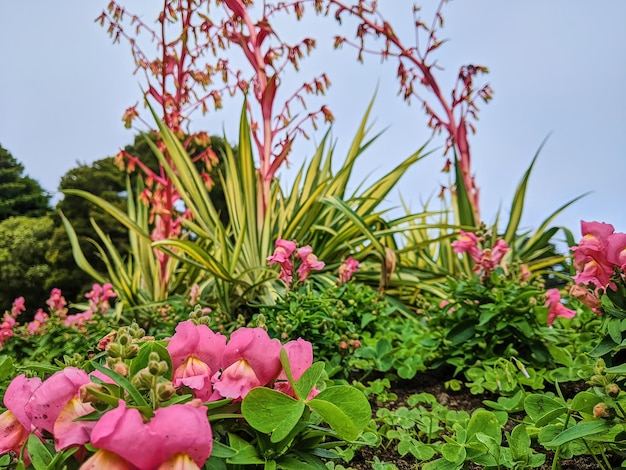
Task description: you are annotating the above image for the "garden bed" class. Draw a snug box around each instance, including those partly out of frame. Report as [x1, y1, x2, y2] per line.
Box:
[347, 368, 616, 469]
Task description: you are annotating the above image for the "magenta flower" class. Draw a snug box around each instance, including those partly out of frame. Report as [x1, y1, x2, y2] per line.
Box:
[10, 297, 26, 318]
[296, 245, 325, 282]
[607, 232, 626, 272]
[89, 400, 212, 470]
[0, 374, 42, 455]
[545, 288, 576, 326]
[338, 256, 360, 285]
[46, 288, 68, 317]
[214, 328, 282, 399]
[267, 238, 297, 284]
[574, 258, 614, 290]
[167, 321, 226, 401]
[451, 231, 482, 263]
[27, 308, 49, 335]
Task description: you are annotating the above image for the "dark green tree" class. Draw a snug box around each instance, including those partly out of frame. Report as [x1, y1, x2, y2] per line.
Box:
[0, 144, 51, 220]
[0, 216, 55, 314]
[48, 156, 130, 301]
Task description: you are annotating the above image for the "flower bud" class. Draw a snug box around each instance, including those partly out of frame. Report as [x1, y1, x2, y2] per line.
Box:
[594, 359, 606, 375]
[157, 381, 176, 402]
[132, 369, 154, 389]
[117, 332, 131, 346]
[113, 362, 129, 377]
[593, 403, 615, 419]
[106, 343, 122, 358]
[606, 383, 621, 398]
[148, 360, 161, 376]
[79, 383, 105, 404]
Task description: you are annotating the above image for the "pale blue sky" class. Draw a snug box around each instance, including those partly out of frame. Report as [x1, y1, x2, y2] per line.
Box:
[1, 2, 624, 238]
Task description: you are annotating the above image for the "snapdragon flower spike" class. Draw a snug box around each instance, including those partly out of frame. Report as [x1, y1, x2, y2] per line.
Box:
[451, 231, 482, 263]
[545, 288, 576, 327]
[167, 321, 226, 401]
[88, 400, 212, 470]
[0, 374, 42, 455]
[267, 238, 297, 284]
[214, 328, 282, 400]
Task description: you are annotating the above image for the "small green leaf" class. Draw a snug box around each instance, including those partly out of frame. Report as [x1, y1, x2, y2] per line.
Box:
[129, 341, 173, 378]
[524, 394, 566, 425]
[441, 442, 466, 463]
[241, 387, 304, 443]
[509, 424, 531, 461]
[27, 435, 53, 470]
[542, 420, 612, 447]
[308, 386, 371, 441]
[570, 391, 603, 413]
[294, 362, 324, 400]
[226, 433, 264, 464]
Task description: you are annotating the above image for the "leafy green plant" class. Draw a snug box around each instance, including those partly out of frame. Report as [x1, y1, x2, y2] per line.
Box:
[420, 264, 557, 374]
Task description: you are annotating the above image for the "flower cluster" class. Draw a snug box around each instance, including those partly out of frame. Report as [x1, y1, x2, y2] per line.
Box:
[0, 285, 117, 350]
[451, 230, 509, 277]
[267, 239, 325, 286]
[566, 221, 626, 314]
[0, 321, 317, 468]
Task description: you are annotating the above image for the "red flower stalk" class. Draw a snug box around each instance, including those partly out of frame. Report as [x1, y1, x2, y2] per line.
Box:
[326, 0, 492, 221]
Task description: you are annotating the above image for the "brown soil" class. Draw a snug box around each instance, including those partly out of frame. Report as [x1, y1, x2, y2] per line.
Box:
[346, 368, 618, 469]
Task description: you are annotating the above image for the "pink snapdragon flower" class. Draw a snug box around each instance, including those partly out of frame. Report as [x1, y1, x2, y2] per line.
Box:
[545, 288, 576, 326]
[24, 367, 96, 450]
[86, 283, 117, 314]
[64, 310, 94, 328]
[267, 238, 297, 284]
[607, 232, 626, 272]
[46, 288, 68, 318]
[10, 297, 26, 318]
[296, 245, 325, 282]
[0, 374, 42, 455]
[27, 308, 49, 335]
[88, 400, 212, 470]
[214, 327, 282, 399]
[274, 338, 319, 399]
[338, 256, 360, 285]
[451, 231, 482, 262]
[571, 221, 615, 288]
[167, 321, 226, 401]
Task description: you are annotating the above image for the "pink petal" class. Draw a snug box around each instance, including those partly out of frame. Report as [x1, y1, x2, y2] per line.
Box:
[4, 374, 42, 431]
[54, 397, 96, 450]
[167, 321, 226, 372]
[26, 367, 90, 433]
[213, 359, 261, 399]
[0, 410, 29, 454]
[221, 328, 282, 386]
